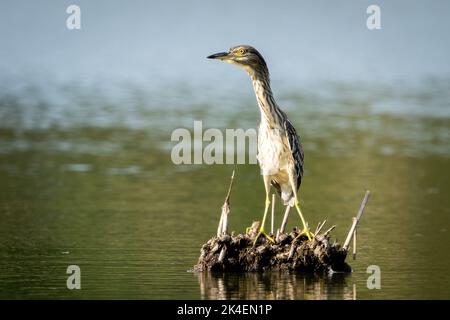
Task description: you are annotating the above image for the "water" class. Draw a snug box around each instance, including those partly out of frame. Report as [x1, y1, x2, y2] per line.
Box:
[1, 0, 450, 300]
[1, 80, 449, 299]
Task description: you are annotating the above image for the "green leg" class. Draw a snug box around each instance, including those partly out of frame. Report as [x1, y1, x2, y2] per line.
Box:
[288, 172, 313, 241]
[253, 175, 275, 246]
[294, 198, 313, 240]
[253, 196, 275, 246]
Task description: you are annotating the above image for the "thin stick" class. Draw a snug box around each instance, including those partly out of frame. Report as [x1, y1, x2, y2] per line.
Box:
[217, 213, 224, 237]
[221, 206, 228, 235]
[343, 218, 357, 250]
[218, 246, 227, 263]
[279, 205, 291, 234]
[288, 243, 296, 260]
[356, 191, 370, 221]
[224, 170, 235, 203]
[323, 225, 335, 236]
[343, 190, 370, 250]
[217, 170, 235, 236]
[271, 194, 275, 235]
[315, 219, 327, 236]
[353, 222, 357, 260]
[314, 221, 321, 234]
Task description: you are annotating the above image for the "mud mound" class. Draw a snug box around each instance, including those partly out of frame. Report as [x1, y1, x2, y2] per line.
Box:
[194, 230, 351, 273]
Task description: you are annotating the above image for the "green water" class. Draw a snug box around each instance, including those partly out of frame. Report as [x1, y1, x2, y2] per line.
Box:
[1, 87, 449, 299]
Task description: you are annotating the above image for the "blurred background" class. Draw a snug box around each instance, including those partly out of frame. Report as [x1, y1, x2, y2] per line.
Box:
[0, 0, 449, 299]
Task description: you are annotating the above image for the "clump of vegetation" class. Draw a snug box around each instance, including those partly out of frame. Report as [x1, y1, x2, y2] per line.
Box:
[194, 172, 368, 274]
[195, 227, 350, 273]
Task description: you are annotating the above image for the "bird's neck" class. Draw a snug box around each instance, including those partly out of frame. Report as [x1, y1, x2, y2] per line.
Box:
[250, 71, 282, 127]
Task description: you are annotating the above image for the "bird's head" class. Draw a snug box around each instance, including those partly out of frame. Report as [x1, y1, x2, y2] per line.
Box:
[207, 45, 268, 77]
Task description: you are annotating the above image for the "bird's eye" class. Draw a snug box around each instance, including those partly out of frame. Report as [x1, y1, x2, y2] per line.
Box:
[239, 48, 246, 55]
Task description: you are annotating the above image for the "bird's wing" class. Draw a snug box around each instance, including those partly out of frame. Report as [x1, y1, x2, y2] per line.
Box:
[283, 117, 305, 191]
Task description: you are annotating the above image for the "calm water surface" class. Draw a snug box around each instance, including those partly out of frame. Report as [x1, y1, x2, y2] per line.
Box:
[0, 80, 449, 299]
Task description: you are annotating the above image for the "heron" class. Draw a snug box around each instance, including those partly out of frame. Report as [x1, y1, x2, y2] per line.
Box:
[207, 45, 313, 244]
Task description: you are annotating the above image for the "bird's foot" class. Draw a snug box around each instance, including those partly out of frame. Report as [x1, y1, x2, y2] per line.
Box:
[246, 221, 260, 238]
[294, 227, 314, 241]
[253, 229, 275, 246]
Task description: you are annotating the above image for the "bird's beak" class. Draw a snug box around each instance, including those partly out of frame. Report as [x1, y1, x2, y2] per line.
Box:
[207, 52, 231, 60]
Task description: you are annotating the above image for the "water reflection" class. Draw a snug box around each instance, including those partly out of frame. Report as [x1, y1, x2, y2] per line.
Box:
[196, 272, 355, 300]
